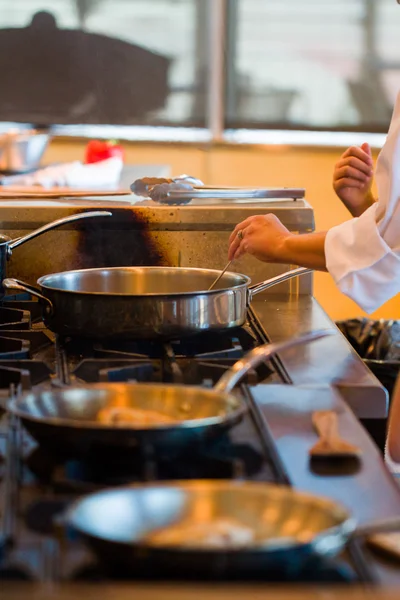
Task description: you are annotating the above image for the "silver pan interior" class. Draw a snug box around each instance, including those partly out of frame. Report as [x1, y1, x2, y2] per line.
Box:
[9, 383, 246, 430]
[38, 267, 250, 296]
[66, 480, 354, 550]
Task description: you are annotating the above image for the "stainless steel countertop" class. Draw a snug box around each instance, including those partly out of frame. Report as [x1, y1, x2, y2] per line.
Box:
[251, 296, 388, 419]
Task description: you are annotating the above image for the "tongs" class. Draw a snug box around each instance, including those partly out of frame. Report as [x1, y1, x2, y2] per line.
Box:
[131, 176, 305, 205]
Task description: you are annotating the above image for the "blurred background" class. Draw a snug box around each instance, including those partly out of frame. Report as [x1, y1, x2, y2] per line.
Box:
[0, 0, 399, 319]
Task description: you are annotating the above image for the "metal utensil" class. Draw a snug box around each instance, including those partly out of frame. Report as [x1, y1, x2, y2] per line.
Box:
[309, 411, 362, 459]
[130, 176, 305, 204]
[148, 185, 305, 205]
[130, 175, 204, 197]
[3, 266, 312, 340]
[208, 260, 233, 291]
[0, 210, 112, 299]
[64, 479, 400, 576]
[163, 186, 305, 201]
[7, 329, 333, 455]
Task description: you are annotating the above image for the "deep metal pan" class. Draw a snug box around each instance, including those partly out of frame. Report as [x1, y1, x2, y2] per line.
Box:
[3, 266, 312, 340]
[64, 480, 400, 577]
[7, 330, 333, 455]
[0, 210, 112, 298]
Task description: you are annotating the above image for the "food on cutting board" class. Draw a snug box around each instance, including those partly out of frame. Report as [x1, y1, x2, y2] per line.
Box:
[145, 518, 255, 549]
[97, 406, 177, 427]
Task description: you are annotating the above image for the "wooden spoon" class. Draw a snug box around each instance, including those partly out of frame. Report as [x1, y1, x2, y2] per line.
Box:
[309, 410, 362, 458]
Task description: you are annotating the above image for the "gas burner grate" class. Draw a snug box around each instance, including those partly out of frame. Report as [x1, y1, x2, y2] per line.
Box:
[0, 361, 52, 391]
[3, 294, 45, 323]
[0, 307, 31, 330]
[93, 327, 258, 361]
[73, 359, 161, 384]
[72, 357, 271, 386]
[24, 436, 266, 492]
[0, 337, 30, 360]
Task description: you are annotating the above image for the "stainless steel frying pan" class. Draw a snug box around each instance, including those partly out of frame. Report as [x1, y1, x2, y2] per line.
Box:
[65, 480, 400, 577]
[3, 266, 312, 340]
[7, 329, 333, 455]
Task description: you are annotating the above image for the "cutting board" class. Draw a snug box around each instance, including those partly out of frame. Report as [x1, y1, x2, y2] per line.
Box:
[0, 186, 131, 198]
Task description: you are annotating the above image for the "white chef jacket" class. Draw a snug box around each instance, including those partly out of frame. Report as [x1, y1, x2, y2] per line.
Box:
[325, 92, 400, 314]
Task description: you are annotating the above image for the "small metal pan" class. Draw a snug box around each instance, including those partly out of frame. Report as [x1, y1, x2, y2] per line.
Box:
[3, 266, 312, 340]
[64, 480, 400, 577]
[7, 330, 333, 455]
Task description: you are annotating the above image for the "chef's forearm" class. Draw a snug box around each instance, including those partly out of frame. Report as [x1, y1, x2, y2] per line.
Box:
[281, 231, 328, 271]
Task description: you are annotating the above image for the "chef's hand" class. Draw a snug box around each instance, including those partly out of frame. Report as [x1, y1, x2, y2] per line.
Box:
[228, 214, 291, 262]
[333, 143, 375, 217]
[228, 215, 328, 270]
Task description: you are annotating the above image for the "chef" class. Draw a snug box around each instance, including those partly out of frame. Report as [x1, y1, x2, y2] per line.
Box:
[228, 0, 400, 462]
[228, 72, 400, 314]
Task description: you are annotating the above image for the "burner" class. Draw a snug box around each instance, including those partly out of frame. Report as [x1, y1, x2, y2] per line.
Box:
[25, 432, 266, 491]
[72, 357, 272, 386]
[93, 327, 258, 360]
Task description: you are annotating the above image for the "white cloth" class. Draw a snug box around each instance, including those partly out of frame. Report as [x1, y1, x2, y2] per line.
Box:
[325, 92, 400, 313]
[1, 157, 123, 189]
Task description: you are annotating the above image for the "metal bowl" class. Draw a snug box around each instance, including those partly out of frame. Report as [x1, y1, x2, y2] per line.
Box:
[0, 130, 50, 172]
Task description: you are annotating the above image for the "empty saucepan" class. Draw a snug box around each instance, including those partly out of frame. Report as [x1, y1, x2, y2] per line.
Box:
[3, 266, 312, 340]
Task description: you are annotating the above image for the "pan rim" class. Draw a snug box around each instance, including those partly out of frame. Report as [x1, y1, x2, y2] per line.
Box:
[7, 382, 247, 431]
[64, 480, 356, 554]
[37, 266, 251, 297]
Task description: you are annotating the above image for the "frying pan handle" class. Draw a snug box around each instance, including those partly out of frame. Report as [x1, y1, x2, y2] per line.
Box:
[213, 329, 335, 393]
[247, 267, 313, 301]
[7, 210, 112, 255]
[3, 278, 54, 315]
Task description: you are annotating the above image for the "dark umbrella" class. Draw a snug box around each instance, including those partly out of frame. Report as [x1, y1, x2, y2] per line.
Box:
[0, 11, 171, 124]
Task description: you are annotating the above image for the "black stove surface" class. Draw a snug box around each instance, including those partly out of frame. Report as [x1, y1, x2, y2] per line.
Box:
[0, 294, 375, 585]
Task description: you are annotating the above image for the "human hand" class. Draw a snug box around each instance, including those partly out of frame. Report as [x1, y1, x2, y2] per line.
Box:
[228, 214, 292, 262]
[333, 143, 375, 216]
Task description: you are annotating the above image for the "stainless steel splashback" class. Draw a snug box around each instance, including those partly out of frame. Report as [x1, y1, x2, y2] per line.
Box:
[0, 197, 314, 296]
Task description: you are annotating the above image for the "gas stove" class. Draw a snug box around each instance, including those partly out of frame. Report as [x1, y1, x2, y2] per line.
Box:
[0, 295, 391, 586]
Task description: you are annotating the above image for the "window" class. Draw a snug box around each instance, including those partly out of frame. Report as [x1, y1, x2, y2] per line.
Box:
[225, 0, 400, 132]
[0, 0, 206, 126]
[0, 0, 399, 136]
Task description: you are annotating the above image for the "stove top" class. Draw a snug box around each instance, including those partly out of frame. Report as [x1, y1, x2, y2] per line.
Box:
[0, 295, 377, 585]
[0, 295, 285, 394]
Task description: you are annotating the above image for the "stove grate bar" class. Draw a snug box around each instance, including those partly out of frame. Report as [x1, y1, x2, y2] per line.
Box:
[163, 343, 184, 384]
[55, 337, 70, 386]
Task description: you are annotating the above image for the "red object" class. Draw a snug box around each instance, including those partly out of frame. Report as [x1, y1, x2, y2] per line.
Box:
[85, 140, 124, 164]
